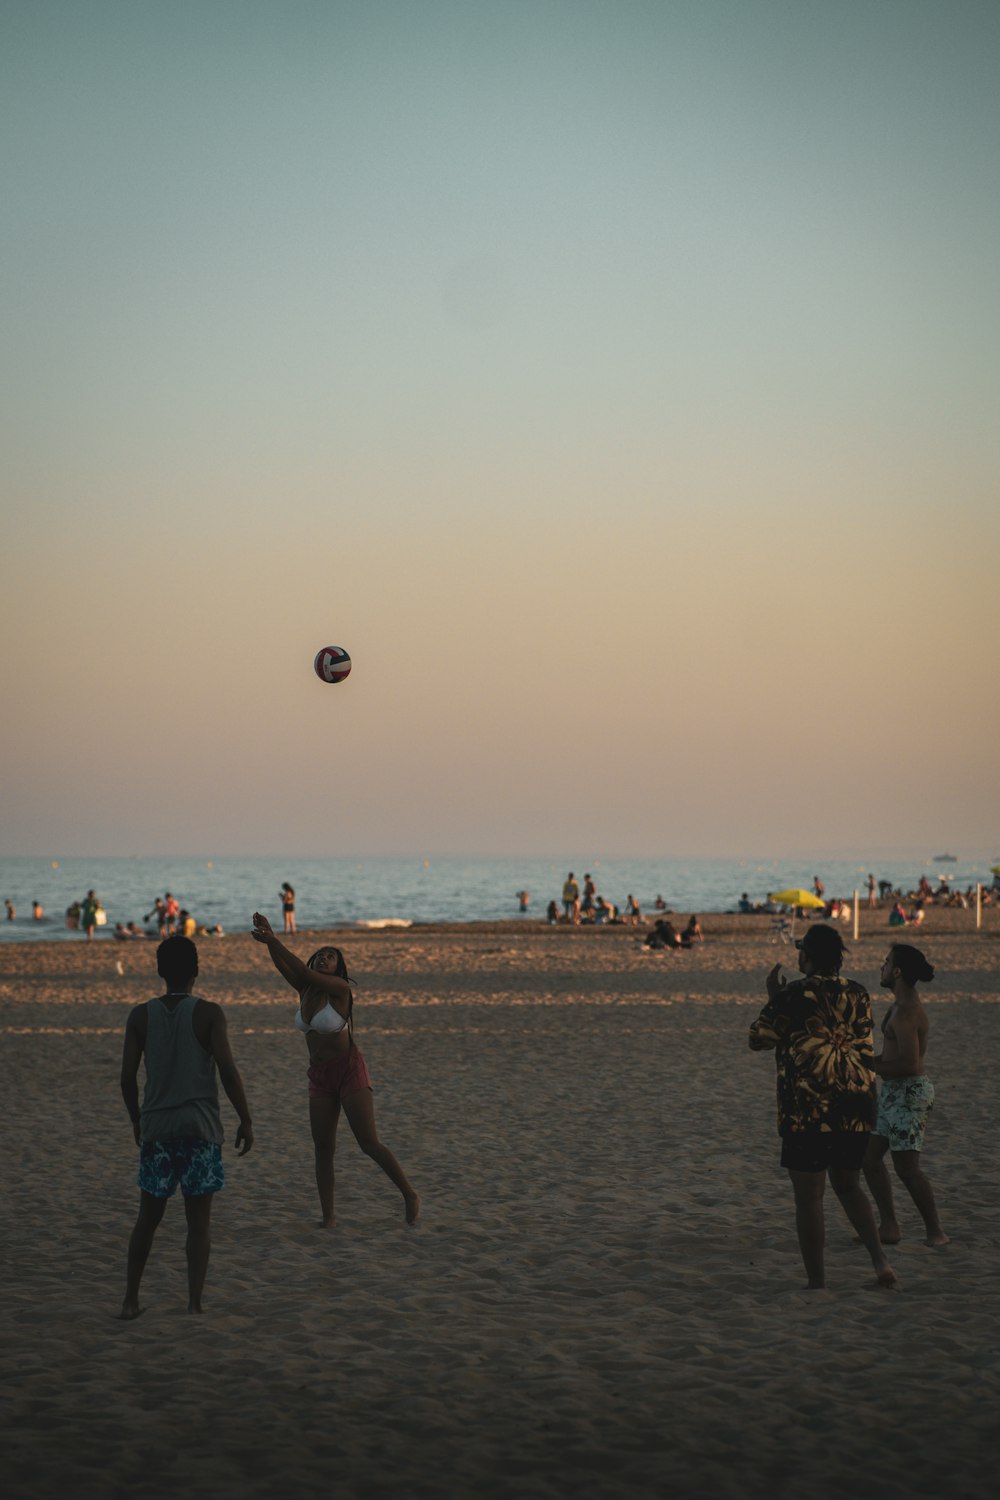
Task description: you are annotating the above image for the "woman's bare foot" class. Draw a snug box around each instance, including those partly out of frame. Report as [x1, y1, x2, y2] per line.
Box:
[118, 1301, 146, 1321]
[318, 1218, 337, 1231]
[926, 1230, 951, 1247]
[405, 1192, 421, 1224]
[854, 1224, 901, 1246]
[876, 1265, 900, 1290]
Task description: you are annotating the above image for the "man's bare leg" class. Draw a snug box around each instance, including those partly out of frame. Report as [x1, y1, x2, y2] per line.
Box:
[891, 1150, 950, 1246]
[120, 1191, 167, 1319]
[830, 1167, 899, 1288]
[862, 1134, 902, 1244]
[788, 1170, 826, 1289]
[183, 1193, 212, 1313]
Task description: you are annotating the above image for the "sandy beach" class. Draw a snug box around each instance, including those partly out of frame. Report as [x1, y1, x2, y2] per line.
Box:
[2, 909, 998, 1500]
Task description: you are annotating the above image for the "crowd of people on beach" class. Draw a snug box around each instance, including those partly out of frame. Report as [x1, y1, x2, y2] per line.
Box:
[114, 905, 954, 1315]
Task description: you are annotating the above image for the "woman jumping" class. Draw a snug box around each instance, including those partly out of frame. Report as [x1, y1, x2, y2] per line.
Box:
[251, 912, 420, 1228]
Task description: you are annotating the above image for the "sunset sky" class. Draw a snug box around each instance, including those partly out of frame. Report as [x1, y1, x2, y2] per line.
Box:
[3, 1, 998, 858]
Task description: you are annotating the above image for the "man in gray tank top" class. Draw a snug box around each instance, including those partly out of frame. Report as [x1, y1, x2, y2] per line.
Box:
[119, 935, 254, 1318]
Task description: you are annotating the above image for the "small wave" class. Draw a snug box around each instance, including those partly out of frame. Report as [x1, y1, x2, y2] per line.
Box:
[354, 918, 414, 929]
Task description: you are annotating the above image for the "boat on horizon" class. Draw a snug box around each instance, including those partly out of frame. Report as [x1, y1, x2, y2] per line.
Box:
[933, 853, 958, 862]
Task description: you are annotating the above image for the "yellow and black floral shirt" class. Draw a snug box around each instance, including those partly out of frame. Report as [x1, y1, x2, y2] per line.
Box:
[749, 973, 877, 1134]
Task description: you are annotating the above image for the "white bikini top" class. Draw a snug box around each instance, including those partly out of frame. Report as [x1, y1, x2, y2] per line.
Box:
[294, 988, 349, 1035]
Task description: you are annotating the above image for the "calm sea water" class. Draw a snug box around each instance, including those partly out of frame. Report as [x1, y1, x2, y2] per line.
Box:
[0, 852, 994, 943]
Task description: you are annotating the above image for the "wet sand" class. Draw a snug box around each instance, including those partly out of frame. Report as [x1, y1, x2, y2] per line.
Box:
[1, 910, 998, 1499]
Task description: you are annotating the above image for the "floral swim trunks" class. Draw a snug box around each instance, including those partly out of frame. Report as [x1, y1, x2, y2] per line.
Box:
[139, 1138, 225, 1198]
[874, 1076, 935, 1153]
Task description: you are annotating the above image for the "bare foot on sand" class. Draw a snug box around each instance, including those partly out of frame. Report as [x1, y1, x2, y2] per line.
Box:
[118, 1301, 146, 1321]
[405, 1193, 421, 1224]
[926, 1230, 951, 1247]
[854, 1226, 901, 1246]
[876, 1266, 900, 1291]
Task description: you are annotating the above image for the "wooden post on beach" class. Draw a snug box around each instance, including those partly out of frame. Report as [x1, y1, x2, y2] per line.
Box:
[976, 883, 982, 930]
[853, 889, 859, 942]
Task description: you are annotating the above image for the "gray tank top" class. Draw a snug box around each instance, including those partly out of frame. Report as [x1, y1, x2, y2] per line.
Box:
[140, 993, 224, 1145]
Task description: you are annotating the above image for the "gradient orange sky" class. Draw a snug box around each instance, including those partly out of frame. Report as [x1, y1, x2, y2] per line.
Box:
[3, 2, 997, 857]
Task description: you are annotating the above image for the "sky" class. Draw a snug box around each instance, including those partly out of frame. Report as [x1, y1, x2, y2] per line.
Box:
[2, 0, 998, 859]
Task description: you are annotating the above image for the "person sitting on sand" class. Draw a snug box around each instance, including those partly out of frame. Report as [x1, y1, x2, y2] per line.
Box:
[644, 918, 681, 950]
[888, 900, 907, 928]
[119, 935, 254, 1319]
[681, 915, 703, 947]
[861, 944, 949, 1248]
[251, 911, 420, 1229]
[748, 924, 897, 1291]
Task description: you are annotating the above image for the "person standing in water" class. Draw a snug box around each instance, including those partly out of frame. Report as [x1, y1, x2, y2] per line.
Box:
[251, 911, 420, 1229]
[280, 882, 296, 933]
[862, 943, 949, 1247]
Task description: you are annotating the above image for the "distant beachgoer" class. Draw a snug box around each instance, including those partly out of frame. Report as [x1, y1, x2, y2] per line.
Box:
[516, 890, 530, 913]
[119, 935, 254, 1318]
[813, 876, 824, 901]
[738, 893, 754, 914]
[644, 918, 681, 951]
[179, 910, 197, 939]
[546, 900, 558, 925]
[862, 944, 948, 1248]
[654, 895, 666, 911]
[888, 901, 907, 928]
[748, 924, 896, 1291]
[562, 873, 579, 924]
[280, 882, 296, 934]
[251, 911, 420, 1229]
[32, 900, 44, 921]
[581, 874, 596, 921]
[625, 894, 641, 926]
[867, 874, 877, 909]
[4, 899, 14, 921]
[144, 897, 167, 938]
[681, 915, 703, 947]
[82, 890, 100, 941]
[65, 901, 81, 930]
[164, 893, 179, 935]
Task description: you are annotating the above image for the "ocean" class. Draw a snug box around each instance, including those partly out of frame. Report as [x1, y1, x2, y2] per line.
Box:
[0, 852, 994, 943]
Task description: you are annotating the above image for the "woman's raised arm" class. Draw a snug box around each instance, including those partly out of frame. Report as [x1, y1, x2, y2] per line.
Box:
[252, 912, 310, 991]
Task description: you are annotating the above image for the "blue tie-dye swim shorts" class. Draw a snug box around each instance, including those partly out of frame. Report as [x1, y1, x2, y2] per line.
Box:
[138, 1138, 225, 1198]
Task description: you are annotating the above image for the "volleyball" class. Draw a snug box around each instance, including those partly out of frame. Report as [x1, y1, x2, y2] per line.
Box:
[313, 647, 352, 683]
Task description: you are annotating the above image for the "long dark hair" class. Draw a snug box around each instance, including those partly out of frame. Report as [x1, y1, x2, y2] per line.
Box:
[306, 946, 355, 1034]
[889, 944, 935, 984]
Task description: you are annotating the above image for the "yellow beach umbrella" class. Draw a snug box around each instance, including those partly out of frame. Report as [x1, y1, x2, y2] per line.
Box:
[768, 888, 826, 940]
[991, 865, 1000, 876]
[768, 889, 826, 909]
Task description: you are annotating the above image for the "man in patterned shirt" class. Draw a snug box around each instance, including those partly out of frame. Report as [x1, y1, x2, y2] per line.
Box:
[749, 924, 898, 1290]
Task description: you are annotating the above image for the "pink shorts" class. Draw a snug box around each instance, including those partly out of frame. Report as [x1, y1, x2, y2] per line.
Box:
[307, 1047, 373, 1100]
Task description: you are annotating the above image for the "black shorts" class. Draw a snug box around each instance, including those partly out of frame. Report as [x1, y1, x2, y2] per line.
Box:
[780, 1131, 870, 1173]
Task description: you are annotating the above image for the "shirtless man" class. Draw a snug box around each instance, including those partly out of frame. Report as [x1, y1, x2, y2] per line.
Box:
[862, 942, 949, 1247]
